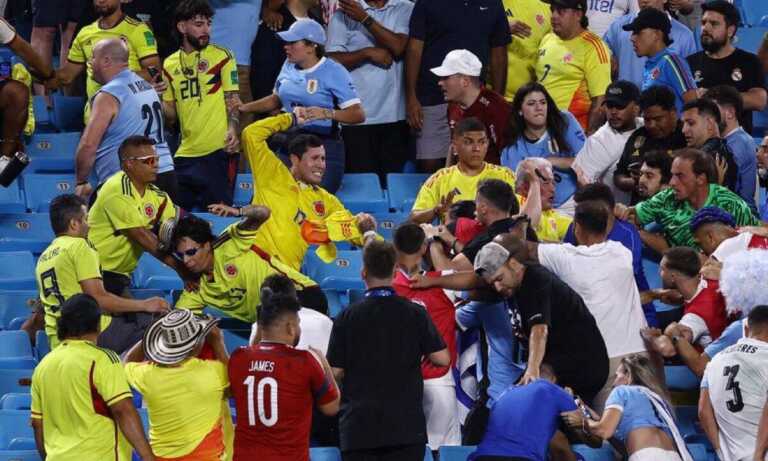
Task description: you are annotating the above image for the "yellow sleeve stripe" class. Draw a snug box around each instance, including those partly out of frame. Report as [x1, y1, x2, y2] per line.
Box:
[105, 392, 132, 406]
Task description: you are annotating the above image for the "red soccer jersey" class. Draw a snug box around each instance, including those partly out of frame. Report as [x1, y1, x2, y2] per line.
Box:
[454, 217, 486, 245]
[393, 270, 457, 380]
[684, 279, 728, 348]
[448, 87, 511, 165]
[749, 234, 768, 249]
[228, 343, 338, 461]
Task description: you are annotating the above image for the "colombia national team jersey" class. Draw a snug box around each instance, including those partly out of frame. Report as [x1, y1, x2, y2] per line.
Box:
[228, 342, 338, 461]
[502, 0, 552, 99]
[535, 31, 611, 129]
[163, 44, 239, 157]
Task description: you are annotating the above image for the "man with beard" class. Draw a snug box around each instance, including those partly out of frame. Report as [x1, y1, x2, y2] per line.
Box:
[53, 0, 162, 104]
[636, 150, 672, 200]
[686, 0, 767, 134]
[162, 0, 241, 211]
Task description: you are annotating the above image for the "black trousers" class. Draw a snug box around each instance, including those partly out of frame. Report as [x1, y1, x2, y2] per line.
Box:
[175, 149, 238, 211]
[342, 443, 425, 461]
[341, 121, 410, 187]
[98, 271, 155, 354]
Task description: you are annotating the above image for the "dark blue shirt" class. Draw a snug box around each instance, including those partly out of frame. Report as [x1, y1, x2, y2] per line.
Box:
[469, 380, 577, 461]
[564, 218, 658, 326]
[409, 0, 511, 106]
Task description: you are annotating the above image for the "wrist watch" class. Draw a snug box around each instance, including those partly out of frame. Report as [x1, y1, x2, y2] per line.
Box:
[362, 15, 374, 28]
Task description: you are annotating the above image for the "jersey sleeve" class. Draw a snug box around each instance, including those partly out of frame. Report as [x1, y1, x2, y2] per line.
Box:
[307, 351, 338, 405]
[523, 271, 552, 328]
[634, 189, 670, 225]
[242, 114, 295, 183]
[677, 27, 698, 58]
[583, 39, 611, 99]
[221, 50, 240, 93]
[68, 31, 87, 64]
[95, 352, 133, 407]
[74, 239, 102, 282]
[30, 367, 42, 420]
[629, 0, 640, 14]
[537, 244, 568, 277]
[614, 134, 637, 176]
[411, 172, 441, 212]
[679, 312, 710, 345]
[742, 53, 766, 90]
[661, 54, 697, 97]
[161, 59, 178, 103]
[327, 63, 361, 109]
[603, 21, 620, 57]
[102, 194, 146, 231]
[563, 111, 586, 156]
[321, 189, 348, 216]
[129, 22, 159, 60]
[604, 385, 629, 412]
[455, 302, 482, 330]
[393, 2, 413, 35]
[123, 362, 147, 394]
[326, 13, 351, 53]
[704, 320, 743, 358]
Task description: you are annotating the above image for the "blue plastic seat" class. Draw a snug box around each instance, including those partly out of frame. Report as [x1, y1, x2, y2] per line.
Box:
[22, 174, 76, 212]
[34, 330, 49, 361]
[438, 445, 475, 460]
[303, 250, 364, 291]
[232, 174, 253, 206]
[686, 442, 708, 461]
[755, 108, 768, 137]
[371, 212, 408, 241]
[676, 405, 702, 438]
[31, 95, 52, 128]
[741, 0, 768, 26]
[0, 410, 34, 450]
[666, 365, 700, 391]
[735, 26, 767, 54]
[0, 213, 54, 253]
[0, 252, 36, 290]
[386, 173, 430, 212]
[51, 95, 85, 132]
[0, 291, 36, 330]
[0, 393, 30, 411]
[0, 180, 25, 213]
[24, 132, 80, 174]
[0, 331, 36, 369]
[336, 173, 388, 213]
[195, 212, 239, 236]
[572, 443, 615, 461]
[554, 168, 577, 208]
[0, 450, 42, 461]
[0, 370, 32, 398]
[309, 447, 341, 461]
[133, 255, 182, 290]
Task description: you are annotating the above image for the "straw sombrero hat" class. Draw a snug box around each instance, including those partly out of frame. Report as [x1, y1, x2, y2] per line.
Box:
[143, 309, 218, 365]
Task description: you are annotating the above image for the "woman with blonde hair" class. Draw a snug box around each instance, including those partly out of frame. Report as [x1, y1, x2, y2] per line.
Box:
[562, 354, 692, 461]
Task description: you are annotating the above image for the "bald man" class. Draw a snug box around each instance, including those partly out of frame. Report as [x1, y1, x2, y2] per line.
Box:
[74, 38, 176, 202]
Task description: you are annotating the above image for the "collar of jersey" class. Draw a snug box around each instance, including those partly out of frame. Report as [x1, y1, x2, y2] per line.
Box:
[647, 48, 668, 64]
[295, 57, 326, 74]
[297, 180, 319, 191]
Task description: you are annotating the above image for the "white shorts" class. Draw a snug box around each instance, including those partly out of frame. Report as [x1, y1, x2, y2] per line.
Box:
[423, 380, 460, 450]
[628, 447, 683, 461]
[415, 103, 450, 160]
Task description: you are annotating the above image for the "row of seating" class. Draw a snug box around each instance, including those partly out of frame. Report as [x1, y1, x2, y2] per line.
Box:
[735, 0, 768, 27]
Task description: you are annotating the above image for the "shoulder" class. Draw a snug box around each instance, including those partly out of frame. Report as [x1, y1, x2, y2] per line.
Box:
[687, 50, 705, 62]
[101, 172, 132, 197]
[320, 57, 350, 74]
[75, 21, 98, 37]
[424, 166, 457, 186]
[164, 51, 181, 65]
[206, 44, 235, 61]
[85, 342, 122, 365]
[578, 31, 609, 52]
[392, 0, 415, 13]
[484, 163, 515, 177]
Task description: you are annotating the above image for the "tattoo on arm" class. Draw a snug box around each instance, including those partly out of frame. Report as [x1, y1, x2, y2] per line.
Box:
[225, 91, 240, 129]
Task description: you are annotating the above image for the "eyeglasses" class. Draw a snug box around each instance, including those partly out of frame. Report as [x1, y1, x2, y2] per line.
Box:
[174, 247, 201, 260]
[127, 154, 158, 166]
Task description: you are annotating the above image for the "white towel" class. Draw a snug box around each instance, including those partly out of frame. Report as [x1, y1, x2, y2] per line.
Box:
[636, 387, 693, 461]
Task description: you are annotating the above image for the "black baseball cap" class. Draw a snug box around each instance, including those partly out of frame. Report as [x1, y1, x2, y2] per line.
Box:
[604, 80, 640, 108]
[701, 0, 741, 27]
[542, 0, 586, 11]
[622, 8, 672, 35]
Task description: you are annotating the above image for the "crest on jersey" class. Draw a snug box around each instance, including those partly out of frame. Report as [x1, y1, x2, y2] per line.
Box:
[197, 59, 209, 73]
[307, 79, 318, 94]
[651, 68, 661, 80]
[144, 203, 155, 218]
[313, 201, 325, 216]
[563, 53, 573, 63]
[731, 68, 742, 82]
[536, 14, 545, 25]
[224, 263, 238, 277]
[694, 70, 703, 83]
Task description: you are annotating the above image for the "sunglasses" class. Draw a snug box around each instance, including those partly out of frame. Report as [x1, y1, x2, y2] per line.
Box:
[128, 154, 158, 166]
[174, 247, 201, 260]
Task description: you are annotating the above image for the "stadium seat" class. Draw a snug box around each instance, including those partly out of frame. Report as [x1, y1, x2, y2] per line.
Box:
[666, 365, 700, 391]
[24, 132, 80, 174]
[195, 212, 239, 236]
[0, 393, 29, 411]
[223, 329, 249, 354]
[309, 447, 341, 461]
[232, 174, 253, 206]
[0, 180, 25, 213]
[0, 252, 36, 290]
[687, 443, 708, 461]
[336, 173, 388, 213]
[572, 443, 615, 461]
[438, 445, 476, 460]
[303, 250, 364, 291]
[735, 26, 767, 54]
[31, 95, 53, 129]
[371, 212, 408, 242]
[386, 173, 429, 212]
[0, 291, 36, 330]
[423, 446, 434, 460]
[0, 370, 32, 403]
[0, 409, 34, 450]
[676, 405, 702, 438]
[0, 331, 36, 369]
[0, 213, 54, 253]
[553, 168, 577, 208]
[51, 94, 85, 132]
[133, 255, 182, 290]
[754, 108, 768, 137]
[741, 0, 768, 26]
[22, 174, 76, 212]
[34, 331, 49, 361]
[0, 451, 41, 461]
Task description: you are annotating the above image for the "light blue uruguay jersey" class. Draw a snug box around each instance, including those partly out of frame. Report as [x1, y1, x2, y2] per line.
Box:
[94, 69, 173, 184]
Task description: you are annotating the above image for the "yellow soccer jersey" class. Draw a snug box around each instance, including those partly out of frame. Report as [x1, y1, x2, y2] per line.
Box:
[31, 340, 133, 461]
[176, 223, 317, 322]
[12, 63, 34, 135]
[412, 163, 516, 218]
[162, 45, 239, 158]
[503, 0, 551, 100]
[536, 208, 572, 242]
[35, 235, 113, 349]
[241, 114, 351, 270]
[68, 15, 158, 100]
[88, 171, 177, 276]
[535, 31, 611, 129]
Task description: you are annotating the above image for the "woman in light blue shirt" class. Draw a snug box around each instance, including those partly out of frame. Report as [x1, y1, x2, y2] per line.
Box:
[562, 354, 692, 461]
[500, 82, 586, 172]
[241, 19, 364, 192]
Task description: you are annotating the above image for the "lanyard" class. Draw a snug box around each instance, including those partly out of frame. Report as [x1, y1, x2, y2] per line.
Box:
[364, 287, 397, 298]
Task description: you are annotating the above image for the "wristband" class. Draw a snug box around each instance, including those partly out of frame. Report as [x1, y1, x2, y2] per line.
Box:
[76, 181, 88, 186]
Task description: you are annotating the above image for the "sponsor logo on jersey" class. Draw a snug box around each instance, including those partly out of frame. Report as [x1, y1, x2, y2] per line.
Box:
[294, 209, 306, 225]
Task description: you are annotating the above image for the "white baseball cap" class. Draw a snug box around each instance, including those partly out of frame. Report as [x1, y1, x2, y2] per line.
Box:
[430, 49, 482, 77]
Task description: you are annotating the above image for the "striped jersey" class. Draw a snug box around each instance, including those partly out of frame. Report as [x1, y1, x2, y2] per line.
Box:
[642, 48, 697, 114]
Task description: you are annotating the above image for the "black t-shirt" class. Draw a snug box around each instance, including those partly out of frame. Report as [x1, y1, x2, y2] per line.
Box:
[687, 48, 766, 133]
[701, 137, 739, 192]
[326, 288, 446, 451]
[462, 217, 519, 263]
[511, 264, 608, 398]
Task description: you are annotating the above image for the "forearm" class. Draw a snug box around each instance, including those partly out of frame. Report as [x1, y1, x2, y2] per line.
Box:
[526, 325, 547, 373]
[638, 229, 669, 255]
[327, 50, 373, 71]
[93, 292, 149, 314]
[521, 186, 542, 228]
[409, 208, 438, 224]
[241, 94, 281, 114]
[587, 98, 606, 134]
[113, 403, 154, 460]
[368, 24, 408, 57]
[489, 47, 507, 95]
[11, 37, 53, 79]
[613, 173, 636, 192]
[699, 400, 720, 451]
[162, 101, 177, 125]
[405, 39, 423, 99]
[209, 333, 229, 365]
[742, 89, 768, 112]
[328, 105, 364, 124]
[675, 336, 705, 374]
[548, 157, 575, 169]
[262, 0, 283, 13]
[56, 61, 83, 85]
[124, 340, 146, 362]
[32, 420, 46, 459]
[428, 271, 481, 290]
[75, 143, 98, 183]
[429, 241, 455, 271]
[225, 92, 241, 132]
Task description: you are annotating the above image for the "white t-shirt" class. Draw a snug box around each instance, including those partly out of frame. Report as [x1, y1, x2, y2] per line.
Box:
[587, 0, 640, 37]
[572, 119, 640, 205]
[538, 240, 648, 357]
[703, 337, 768, 461]
[0, 18, 16, 45]
[712, 232, 755, 263]
[249, 307, 333, 355]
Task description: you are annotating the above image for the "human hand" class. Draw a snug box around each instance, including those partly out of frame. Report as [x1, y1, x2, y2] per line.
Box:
[655, 288, 684, 305]
[436, 225, 454, 244]
[338, 0, 367, 22]
[409, 273, 436, 289]
[356, 213, 377, 233]
[366, 47, 393, 68]
[208, 203, 240, 217]
[292, 106, 310, 125]
[700, 258, 722, 280]
[519, 367, 540, 385]
[715, 155, 728, 185]
[303, 106, 332, 121]
[262, 9, 284, 31]
[225, 127, 240, 153]
[420, 223, 439, 239]
[206, 325, 222, 343]
[406, 95, 423, 130]
[508, 19, 532, 38]
[434, 190, 458, 220]
[151, 79, 168, 94]
[142, 297, 170, 314]
[75, 182, 93, 199]
[184, 279, 200, 292]
[561, 409, 585, 431]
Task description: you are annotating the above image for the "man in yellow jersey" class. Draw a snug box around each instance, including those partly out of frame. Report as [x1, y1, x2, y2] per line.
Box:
[123, 310, 230, 461]
[410, 117, 517, 224]
[536, 0, 611, 133]
[31, 294, 156, 461]
[170, 212, 326, 322]
[52, 0, 162, 102]
[207, 112, 377, 272]
[503, 0, 552, 100]
[514, 158, 572, 241]
[36, 194, 168, 351]
[162, 0, 242, 211]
